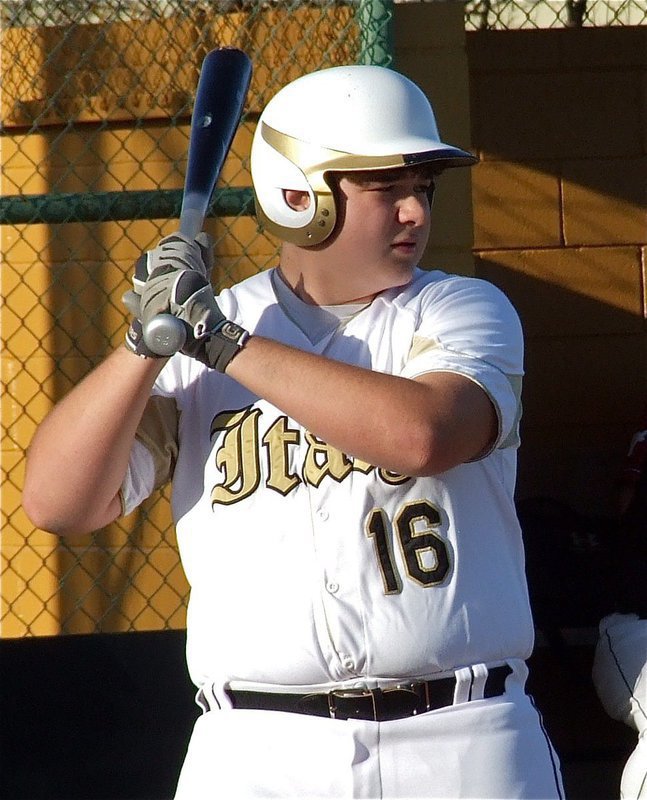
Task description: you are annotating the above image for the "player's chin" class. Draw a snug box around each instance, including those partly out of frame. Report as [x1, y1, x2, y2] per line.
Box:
[385, 248, 419, 275]
[390, 241, 424, 266]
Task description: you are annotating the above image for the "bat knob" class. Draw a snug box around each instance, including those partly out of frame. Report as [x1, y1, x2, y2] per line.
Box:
[143, 314, 187, 357]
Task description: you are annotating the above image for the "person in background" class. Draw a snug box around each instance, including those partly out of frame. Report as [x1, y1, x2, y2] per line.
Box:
[593, 403, 647, 798]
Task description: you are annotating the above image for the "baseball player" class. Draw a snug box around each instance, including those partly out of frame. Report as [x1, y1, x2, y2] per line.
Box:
[24, 66, 564, 798]
[593, 404, 647, 799]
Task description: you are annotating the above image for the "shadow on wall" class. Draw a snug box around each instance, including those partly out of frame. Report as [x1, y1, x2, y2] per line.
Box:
[475, 259, 646, 518]
[466, 26, 646, 518]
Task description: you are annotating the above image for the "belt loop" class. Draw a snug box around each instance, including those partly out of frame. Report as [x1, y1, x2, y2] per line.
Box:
[327, 693, 337, 719]
[453, 667, 473, 705]
[470, 663, 488, 701]
[197, 683, 226, 714]
[196, 688, 209, 714]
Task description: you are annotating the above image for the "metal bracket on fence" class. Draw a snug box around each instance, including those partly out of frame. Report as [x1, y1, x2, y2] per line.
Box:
[0, 187, 255, 226]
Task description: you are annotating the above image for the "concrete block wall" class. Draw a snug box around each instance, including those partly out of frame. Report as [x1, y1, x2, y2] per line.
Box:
[467, 27, 647, 516]
[394, 1, 476, 276]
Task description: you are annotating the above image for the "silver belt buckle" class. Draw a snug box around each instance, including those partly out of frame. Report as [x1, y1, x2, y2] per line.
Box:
[327, 687, 378, 720]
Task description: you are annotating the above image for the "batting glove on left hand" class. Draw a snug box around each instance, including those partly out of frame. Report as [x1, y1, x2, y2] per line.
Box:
[126, 232, 248, 371]
[123, 232, 214, 358]
[123, 232, 214, 321]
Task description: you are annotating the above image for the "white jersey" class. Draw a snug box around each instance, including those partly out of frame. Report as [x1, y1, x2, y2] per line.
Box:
[122, 267, 531, 692]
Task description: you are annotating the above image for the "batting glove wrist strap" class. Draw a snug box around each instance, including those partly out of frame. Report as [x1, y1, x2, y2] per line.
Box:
[203, 321, 250, 372]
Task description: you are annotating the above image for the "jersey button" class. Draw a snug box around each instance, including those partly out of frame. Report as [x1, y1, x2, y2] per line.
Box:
[326, 581, 339, 594]
[318, 509, 329, 521]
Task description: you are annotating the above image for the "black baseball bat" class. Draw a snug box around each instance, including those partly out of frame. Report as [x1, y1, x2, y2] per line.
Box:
[143, 47, 253, 356]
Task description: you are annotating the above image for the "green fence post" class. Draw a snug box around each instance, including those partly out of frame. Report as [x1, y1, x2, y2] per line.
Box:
[357, 0, 395, 66]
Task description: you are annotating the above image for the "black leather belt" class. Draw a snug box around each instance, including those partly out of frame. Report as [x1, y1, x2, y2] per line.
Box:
[224, 665, 512, 722]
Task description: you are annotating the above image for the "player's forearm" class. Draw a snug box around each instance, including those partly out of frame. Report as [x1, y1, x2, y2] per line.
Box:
[226, 335, 492, 476]
[23, 347, 164, 537]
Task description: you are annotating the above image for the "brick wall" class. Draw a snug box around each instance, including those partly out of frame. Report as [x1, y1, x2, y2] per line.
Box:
[467, 27, 647, 516]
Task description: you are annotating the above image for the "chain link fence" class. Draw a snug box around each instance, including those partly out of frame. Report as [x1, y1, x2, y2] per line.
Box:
[1, 0, 389, 637]
[464, 0, 647, 29]
[1, 0, 645, 638]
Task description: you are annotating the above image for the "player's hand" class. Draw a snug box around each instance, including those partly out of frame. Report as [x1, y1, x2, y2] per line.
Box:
[138, 233, 226, 356]
[126, 232, 249, 371]
[123, 232, 214, 359]
[123, 231, 214, 318]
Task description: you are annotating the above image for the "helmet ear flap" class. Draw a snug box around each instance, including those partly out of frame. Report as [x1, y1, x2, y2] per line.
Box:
[253, 175, 338, 248]
[252, 124, 339, 246]
[251, 140, 317, 233]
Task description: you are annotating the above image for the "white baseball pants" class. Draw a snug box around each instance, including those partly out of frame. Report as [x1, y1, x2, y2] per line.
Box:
[174, 662, 563, 799]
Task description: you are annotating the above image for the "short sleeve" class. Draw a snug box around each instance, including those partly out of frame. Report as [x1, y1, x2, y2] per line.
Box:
[401, 276, 524, 450]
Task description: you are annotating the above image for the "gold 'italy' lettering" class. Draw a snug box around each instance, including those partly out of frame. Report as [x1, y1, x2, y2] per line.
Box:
[262, 416, 300, 496]
[210, 408, 262, 506]
[209, 405, 411, 506]
[378, 468, 410, 485]
[303, 431, 354, 487]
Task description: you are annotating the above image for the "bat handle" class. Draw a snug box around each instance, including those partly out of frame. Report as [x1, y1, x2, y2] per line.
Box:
[179, 203, 206, 240]
[143, 314, 187, 357]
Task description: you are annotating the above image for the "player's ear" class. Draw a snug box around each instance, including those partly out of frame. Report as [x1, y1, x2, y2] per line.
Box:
[282, 189, 310, 212]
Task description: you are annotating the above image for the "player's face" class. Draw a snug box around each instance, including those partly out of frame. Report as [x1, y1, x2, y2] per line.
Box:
[329, 167, 433, 299]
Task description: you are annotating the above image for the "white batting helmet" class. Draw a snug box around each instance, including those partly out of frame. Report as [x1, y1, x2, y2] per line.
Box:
[250, 65, 478, 247]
